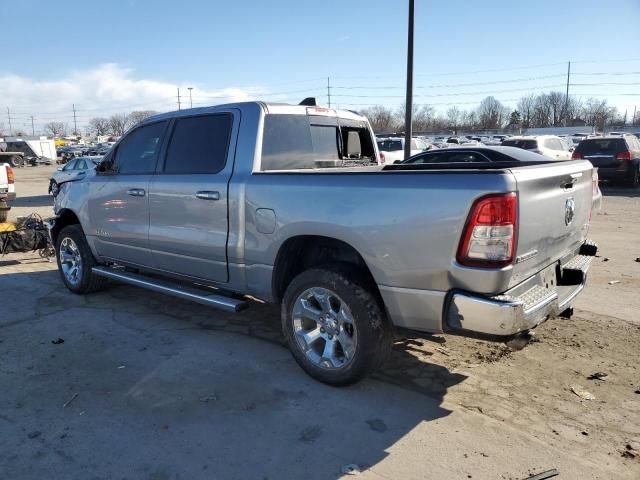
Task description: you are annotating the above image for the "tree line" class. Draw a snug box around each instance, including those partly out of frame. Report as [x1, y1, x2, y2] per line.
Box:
[40, 110, 158, 138]
[361, 92, 635, 133]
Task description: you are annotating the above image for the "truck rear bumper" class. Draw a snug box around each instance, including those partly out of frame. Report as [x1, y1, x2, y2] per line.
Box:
[445, 241, 597, 337]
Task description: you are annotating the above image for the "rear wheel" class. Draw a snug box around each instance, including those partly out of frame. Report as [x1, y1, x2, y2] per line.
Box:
[8, 155, 20, 168]
[629, 165, 640, 188]
[55, 225, 107, 294]
[0, 201, 9, 222]
[281, 265, 392, 385]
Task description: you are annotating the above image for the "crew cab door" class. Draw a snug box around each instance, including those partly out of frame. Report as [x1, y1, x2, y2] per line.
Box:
[148, 111, 238, 283]
[87, 121, 169, 266]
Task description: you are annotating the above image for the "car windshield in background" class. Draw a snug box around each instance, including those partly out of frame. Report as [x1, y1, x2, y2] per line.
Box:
[575, 139, 626, 155]
[502, 139, 538, 150]
[377, 139, 403, 151]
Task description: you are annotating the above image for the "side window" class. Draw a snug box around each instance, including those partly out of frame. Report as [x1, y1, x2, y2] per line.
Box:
[77, 159, 87, 169]
[114, 121, 167, 174]
[447, 152, 486, 163]
[164, 114, 232, 174]
[405, 152, 446, 164]
[62, 160, 77, 171]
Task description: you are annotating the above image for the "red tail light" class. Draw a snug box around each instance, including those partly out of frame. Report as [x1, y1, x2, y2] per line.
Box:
[616, 151, 632, 161]
[457, 193, 518, 268]
[6, 166, 14, 184]
[379, 151, 385, 163]
[571, 150, 583, 160]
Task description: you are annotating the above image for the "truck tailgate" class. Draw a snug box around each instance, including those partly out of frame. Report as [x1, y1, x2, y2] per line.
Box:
[509, 160, 593, 286]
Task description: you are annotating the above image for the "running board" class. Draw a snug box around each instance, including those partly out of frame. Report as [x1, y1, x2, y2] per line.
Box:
[91, 266, 248, 313]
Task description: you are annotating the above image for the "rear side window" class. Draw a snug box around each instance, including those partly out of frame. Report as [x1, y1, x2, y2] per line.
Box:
[115, 121, 167, 174]
[544, 138, 563, 150]
[164, 114, 232, 174]
[575, 139, 626, 155]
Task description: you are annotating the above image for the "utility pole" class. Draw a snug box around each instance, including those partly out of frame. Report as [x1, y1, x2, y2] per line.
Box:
[403, 0, 415, 161]
[188, 87, 193, 108]
[177, 87, 181, 110]
[633, 105, 637, 126]
[327, 77, 331, 107]
[72, 104, 78, 136]
[563, 61, 571, 127]
[6, 108, 12, 136]
[30, 116, 35, 136]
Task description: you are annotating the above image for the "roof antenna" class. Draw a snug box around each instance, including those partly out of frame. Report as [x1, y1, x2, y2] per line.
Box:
[299, 97, 317, 106]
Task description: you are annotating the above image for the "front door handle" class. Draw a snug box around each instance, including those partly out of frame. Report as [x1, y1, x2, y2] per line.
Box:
[195, 191, 220, 201]
[126, 188, 146, 197]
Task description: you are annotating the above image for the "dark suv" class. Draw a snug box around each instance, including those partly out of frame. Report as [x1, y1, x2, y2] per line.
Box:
[572, 135, 640, 187]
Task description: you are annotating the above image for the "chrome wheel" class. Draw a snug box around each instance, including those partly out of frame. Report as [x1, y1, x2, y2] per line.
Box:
[292, 287, 357, 369]
[59, 237, 83, 286]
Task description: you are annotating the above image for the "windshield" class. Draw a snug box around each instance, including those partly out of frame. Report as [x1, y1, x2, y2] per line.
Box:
[575, 138, 627, 155]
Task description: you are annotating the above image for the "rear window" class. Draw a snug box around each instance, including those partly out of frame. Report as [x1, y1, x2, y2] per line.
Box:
[502, 139, 538, 150]
[377, 139, 402, 151]
[575, 139, 627, 155]
[261, 114, 375, 170]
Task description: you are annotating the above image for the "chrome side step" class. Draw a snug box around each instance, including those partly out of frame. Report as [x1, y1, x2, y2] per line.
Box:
[91, 266, 248, 313]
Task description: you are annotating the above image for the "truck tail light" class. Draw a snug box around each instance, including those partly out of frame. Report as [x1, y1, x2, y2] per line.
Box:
[379, 152, 385, 163]
[571, 150, 584, 160]
[616, 151, 632, 161]
[6, 166, 14, 184]
[457, 193, 517, 268]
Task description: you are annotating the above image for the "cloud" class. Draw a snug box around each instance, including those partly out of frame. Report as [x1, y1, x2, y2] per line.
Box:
[0, 63, 269, 131]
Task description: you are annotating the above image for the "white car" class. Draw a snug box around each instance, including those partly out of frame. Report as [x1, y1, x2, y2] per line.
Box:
[377, 137, 429, 164]
[501, 135, 573, 161]
[49, 156, 101, 195]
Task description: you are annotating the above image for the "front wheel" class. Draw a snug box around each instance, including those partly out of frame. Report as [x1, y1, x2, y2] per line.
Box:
[281, 265, 392, 385]
[49, 180, 59, 196]
[55, 225, 107, 294]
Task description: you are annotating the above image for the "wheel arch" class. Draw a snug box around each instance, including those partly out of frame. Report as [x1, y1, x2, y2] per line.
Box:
[51, 208, 82, 244]
[271, 235, 381, 304]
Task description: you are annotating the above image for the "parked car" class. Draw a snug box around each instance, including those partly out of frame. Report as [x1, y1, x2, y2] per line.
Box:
[49, 156, 101, 195]
[0, 163, 16, 222]
[51, 100, 598, 385]
[376, 137, 428, 164]
[502, 135, 572, 160]
[572, 135, 640, 187]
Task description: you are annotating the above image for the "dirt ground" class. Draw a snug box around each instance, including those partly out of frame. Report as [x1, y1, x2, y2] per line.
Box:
[1, 164, 639, 479]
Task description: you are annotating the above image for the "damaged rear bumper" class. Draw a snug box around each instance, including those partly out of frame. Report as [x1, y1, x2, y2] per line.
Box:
[445, 240, 597, 338]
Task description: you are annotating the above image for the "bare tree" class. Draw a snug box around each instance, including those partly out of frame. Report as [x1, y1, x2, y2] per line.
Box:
[446, 106, 461, 133]
[582, 98, 615, 130]
[89, 117, 111, 136]
[517, 94, 536, 129]
[128, 110, 159, 127]
[43, 121, 67, 137]
[360, 105, 394, 133]
[0, 122, 5, 136]
[477, 96, 507, 130]
[108, 113, 130, 137]
[413, 105, 435, 132]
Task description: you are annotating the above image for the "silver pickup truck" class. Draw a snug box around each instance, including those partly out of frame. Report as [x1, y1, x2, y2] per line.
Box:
[51, 101, 598, 385]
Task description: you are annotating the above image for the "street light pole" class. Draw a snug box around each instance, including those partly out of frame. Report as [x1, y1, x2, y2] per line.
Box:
[403, 0, 415, 161]
[188, 87, 193, 108]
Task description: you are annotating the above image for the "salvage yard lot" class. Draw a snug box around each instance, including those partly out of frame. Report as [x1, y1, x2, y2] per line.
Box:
[1, 165, 639, 479]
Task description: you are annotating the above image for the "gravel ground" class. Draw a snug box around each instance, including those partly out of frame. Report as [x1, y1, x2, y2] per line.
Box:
[1, 164, 639, 479]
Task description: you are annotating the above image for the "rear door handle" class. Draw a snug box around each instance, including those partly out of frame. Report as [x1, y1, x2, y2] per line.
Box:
[126, 188, 146, 197]
[195, 191, 220, 201]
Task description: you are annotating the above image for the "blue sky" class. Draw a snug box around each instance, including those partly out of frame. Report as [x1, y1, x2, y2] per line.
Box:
[2, 0, 640, 131]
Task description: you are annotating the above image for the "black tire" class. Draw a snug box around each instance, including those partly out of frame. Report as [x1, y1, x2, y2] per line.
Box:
[0, 205, 8, 222]
[8, 155, 19, 168]
[281, 265, 393, 386]
[629, 165, 640, 188]
[49, 180, 59, 196]
[55, 224, 107, 294]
